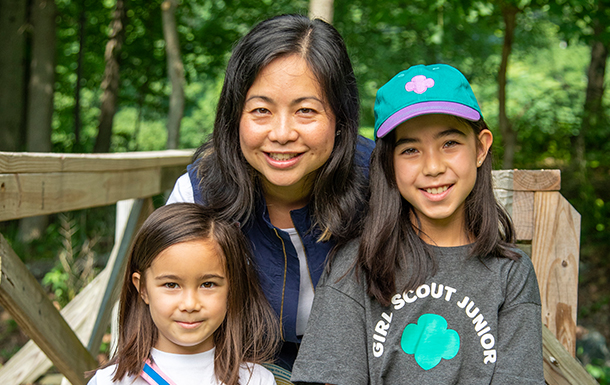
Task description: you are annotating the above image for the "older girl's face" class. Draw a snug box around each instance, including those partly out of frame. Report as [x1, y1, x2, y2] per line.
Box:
[239, 55, 336, 198]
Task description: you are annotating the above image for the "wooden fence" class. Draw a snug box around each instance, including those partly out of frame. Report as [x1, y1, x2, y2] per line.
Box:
[0, 151, 599, 384]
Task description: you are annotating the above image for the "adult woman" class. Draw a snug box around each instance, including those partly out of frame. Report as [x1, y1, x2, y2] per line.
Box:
[167, 14, 374, 371]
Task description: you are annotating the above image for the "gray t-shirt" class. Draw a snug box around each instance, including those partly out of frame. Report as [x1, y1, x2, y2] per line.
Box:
[291, 240, 544, 385]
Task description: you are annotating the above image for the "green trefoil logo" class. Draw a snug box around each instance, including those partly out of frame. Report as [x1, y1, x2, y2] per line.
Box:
[401, 313, 460, 370]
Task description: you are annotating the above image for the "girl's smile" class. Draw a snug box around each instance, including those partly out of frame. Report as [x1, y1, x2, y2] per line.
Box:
[132, 239, 228, 355]
[393, 114, 492, 246]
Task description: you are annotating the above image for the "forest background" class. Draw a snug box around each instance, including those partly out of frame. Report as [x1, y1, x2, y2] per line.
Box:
[1, 0, 610, 382]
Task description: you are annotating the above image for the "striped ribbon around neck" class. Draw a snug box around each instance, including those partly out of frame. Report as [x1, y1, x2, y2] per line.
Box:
[141, 359, 178, 385]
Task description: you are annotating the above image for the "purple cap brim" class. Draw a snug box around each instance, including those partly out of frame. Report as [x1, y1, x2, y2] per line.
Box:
[376, 101, 481, 138]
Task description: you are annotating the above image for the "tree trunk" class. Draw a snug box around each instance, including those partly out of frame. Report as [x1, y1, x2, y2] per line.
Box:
[309, 0, 334, 23]
[94, 0, 126, 153]
[162, 0, 185, 150]
[0, 0, 28, 152]
[18, 0, 57, 242]
[74, 0, 86, 151]
[576, 21, 608, 183]
[498, 5, 519, 169]
[26, 0, 56, 154]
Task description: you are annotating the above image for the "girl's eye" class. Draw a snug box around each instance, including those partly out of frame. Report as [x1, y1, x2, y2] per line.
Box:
[444, 140, 459, 148]
[202, 282, 215, 289]
[164, 282, 179, 289]
[400, 147, 418, 155]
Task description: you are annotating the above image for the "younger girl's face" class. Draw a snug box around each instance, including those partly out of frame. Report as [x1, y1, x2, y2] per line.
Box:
[393, 114, 492, 245]
[132, 239, 228, 354]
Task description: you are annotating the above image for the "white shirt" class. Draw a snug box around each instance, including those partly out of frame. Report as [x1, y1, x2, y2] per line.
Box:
[88, 348, 276, 385]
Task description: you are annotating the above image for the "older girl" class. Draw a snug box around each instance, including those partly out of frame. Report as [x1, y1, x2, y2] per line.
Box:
[292, 64, 544, 384]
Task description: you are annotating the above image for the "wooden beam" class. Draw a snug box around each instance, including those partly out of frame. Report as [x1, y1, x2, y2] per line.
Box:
[0, 150, 193, 173]
[0, 235, 97, 385]
[542, 325, 598, 385]
[0, 268, 111, 384]
[0, 166, 182, 221]
[492, 169, 561, 192]
[531, 192, 581, 356]
[513, 191, 534, 241]
[513, 169, 561, 191]
[87, 197, 154, 353]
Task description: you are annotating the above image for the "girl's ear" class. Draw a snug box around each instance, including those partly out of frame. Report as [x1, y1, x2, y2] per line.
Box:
[132, 272, 149, 304]
[476, 129, 493, 167]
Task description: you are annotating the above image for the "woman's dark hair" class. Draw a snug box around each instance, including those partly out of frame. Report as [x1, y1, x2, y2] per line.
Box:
[100, 203, 279, 385]
[193, 14, 365, 242]
[359, 118, 521, 306]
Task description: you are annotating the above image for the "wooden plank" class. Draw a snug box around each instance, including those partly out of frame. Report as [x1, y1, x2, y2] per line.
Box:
[513, 169, 561, 191]
[542, 325, 598, 385]
[87, 197, 154, 353]
[0, 235, 97, 385]
[513, 191, 534, 241]
[0, 268, 111, 384]
[0, 168, 165, 221]
[531, 192, 581, 356]
[0, 150, 193, 173]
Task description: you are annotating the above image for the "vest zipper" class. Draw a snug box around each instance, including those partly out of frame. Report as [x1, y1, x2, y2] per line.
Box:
[273, 228, 287, 341]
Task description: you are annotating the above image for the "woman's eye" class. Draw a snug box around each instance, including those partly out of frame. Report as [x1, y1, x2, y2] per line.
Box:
[298, 107, 315, 114]
[164, 282, 179, 289]
[444, 140, 459, 148]
[253, 108, 269, 114]
[202, 282, 215, 289]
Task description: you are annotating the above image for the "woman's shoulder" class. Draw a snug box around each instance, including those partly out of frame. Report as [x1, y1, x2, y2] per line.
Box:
[239, 363, 277, 385]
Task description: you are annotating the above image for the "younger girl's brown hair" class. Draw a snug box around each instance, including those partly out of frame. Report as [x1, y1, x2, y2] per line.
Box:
[103, 203, 279, 384]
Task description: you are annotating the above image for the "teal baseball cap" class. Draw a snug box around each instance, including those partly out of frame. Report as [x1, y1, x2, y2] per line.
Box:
[374, 64, 482, 139]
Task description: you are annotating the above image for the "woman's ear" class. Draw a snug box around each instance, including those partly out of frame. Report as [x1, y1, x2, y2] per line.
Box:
[132, 272, 149, 304]
[476, 129, 493, 167]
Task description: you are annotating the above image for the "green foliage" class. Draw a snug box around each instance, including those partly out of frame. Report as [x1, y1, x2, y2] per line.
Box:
[586, 363, 610, 385]
[41, 213, 99, 307]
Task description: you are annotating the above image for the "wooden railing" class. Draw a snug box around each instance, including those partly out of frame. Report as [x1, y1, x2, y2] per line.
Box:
[0, 151, 598, 384]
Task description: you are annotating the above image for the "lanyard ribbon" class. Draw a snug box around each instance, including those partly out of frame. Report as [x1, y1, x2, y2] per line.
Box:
[141, 359, 178, 385]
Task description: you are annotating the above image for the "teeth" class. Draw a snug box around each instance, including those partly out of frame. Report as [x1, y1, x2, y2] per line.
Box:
[269, 153, 298, 161]
[426, 186, 449, 195]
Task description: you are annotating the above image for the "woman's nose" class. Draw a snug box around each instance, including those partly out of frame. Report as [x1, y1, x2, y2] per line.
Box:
[268, 115, 298, 144]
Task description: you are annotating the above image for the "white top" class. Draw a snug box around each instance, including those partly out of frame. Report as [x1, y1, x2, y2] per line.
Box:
[166, 173, 194, 204]
[166, 173, 315, 336]
[88, 348, 276, 385]
[283, 227, 315, 336]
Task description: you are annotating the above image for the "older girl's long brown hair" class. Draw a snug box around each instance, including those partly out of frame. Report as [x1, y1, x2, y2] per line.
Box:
[98, 203, 279, 384]
[358, 118, 521, 306]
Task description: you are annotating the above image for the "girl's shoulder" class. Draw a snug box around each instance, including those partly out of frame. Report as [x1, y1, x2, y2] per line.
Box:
[239, 363, 277, 385]
[87, 365, 145, 385]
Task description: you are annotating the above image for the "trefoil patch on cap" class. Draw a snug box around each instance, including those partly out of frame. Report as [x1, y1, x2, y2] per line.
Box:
[406, 75, 435, 94]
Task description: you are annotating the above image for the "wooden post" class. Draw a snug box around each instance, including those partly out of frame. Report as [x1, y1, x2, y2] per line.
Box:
[492, 169, 580, 356]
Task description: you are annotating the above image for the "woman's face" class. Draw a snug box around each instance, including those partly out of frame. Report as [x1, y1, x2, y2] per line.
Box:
[239, 54, 336, 199]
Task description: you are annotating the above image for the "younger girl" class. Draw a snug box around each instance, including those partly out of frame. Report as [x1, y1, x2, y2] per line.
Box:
[88, 203, 279, 385]
[292, 64, 544, 384]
